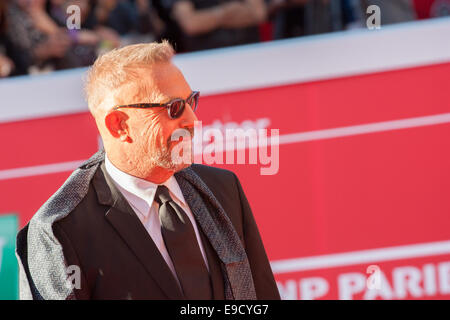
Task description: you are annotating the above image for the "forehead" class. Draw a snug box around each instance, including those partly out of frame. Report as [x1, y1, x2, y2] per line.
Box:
[138, 62, 192, 103]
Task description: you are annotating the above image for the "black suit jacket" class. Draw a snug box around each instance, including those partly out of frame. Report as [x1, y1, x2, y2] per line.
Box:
[19, 160, 280, 300]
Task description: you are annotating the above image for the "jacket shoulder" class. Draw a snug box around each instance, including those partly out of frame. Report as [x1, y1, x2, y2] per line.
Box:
[189, 164, 238, 186]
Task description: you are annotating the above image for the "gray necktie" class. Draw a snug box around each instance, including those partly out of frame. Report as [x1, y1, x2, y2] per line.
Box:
[154, 185, 212, 299]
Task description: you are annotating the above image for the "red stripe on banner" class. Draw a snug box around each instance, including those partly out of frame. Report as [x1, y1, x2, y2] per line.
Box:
[1, 61, 449, 299]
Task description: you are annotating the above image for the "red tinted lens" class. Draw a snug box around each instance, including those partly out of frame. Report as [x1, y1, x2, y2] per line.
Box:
[168, 100, 184, 118]
[186, 92, 199, 111]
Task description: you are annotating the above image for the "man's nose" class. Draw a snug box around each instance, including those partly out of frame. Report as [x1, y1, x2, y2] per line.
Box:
[180, 103, 198, 128]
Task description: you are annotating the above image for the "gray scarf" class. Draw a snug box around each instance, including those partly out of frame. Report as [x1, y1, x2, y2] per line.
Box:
[16, 150, 256, 300]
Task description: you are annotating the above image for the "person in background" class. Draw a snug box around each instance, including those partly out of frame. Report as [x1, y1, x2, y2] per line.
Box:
[151, 0, 185, 51]
[364, 0, 417, 25]
[267, 0, 345, 40]
[341, 0, 417, 29]
[3, 0, 120, 76]
[341, 0, 364, 30]
[0, 0, 15, 77]
[267, 0, 309, 40]
[413, 0, 450, 20]
[48, 0, 121, 60]
[95, 0, 162, 36]
[5, 0, 72, 75]
[0, 44, 14, 78]
[158, 0, 267, 52]
[303, 0, 344, 35]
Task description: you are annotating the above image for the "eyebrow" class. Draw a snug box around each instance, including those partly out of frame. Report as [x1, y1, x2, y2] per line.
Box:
[156, 91, 194, 104]
[116, 91, 192, 107]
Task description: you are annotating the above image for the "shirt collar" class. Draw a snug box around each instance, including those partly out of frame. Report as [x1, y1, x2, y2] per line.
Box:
[104, 154, 187, 215]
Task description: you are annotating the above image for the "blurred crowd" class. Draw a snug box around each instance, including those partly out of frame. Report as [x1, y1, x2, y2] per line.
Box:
[0, 0, 449, 78]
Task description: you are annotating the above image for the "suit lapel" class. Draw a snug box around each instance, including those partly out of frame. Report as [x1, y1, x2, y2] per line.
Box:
[93, 162, 184, 300]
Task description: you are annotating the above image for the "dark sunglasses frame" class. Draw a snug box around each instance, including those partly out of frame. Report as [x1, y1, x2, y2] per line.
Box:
[112, 91, 200, 119]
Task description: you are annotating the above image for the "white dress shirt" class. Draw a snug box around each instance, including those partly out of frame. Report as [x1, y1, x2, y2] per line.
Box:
[104, 155, 209, 286]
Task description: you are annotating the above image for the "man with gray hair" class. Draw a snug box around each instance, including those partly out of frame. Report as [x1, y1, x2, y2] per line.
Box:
[16, 41, 280, 300]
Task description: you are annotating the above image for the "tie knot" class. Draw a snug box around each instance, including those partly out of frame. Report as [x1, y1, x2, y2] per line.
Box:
[154, 185, 172, 205]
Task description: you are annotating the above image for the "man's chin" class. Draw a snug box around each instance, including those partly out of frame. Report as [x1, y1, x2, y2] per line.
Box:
[156, 159, 192, 173]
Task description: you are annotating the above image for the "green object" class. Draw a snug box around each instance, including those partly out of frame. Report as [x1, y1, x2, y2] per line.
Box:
[0, 215, 18, 300]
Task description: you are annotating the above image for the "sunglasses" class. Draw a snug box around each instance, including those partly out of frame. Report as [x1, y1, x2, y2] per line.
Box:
[112, 91, 200, 119]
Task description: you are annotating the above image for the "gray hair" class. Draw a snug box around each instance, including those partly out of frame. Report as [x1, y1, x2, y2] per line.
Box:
[84, 40, 175, 115]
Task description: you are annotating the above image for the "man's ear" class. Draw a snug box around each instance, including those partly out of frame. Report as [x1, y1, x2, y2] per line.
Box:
[105, 110, 131, 142]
